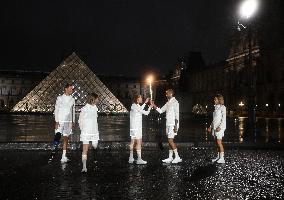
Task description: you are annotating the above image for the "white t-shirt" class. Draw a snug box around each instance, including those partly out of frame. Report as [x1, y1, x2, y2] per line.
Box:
[130, 103, 151, 132]
[211, 104, 226, 130]
[54, 94, 75, 123]
[79, 104, 99, 140]
[156, 97, 179, 129]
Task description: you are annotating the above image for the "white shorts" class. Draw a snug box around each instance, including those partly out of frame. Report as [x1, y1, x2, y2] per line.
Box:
[166, 126, 177, 139]
[212, 129, 225, 140]
[82, 140, 99, 145]
[80, 133, 100, 142]
[55, 122, 73, 136]
[130, 128, 142, 139]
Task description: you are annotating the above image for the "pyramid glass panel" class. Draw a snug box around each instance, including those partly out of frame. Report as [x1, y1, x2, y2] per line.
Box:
[12, 53, 128, 113]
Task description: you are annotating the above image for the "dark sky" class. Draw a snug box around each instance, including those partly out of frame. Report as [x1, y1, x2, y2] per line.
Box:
[0, 0, 239, 76]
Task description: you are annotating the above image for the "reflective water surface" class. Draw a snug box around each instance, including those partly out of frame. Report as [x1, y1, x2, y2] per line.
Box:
[0, 113, 283, 144]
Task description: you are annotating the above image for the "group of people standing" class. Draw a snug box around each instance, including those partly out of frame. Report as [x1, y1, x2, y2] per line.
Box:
[53, 83, 226, 173]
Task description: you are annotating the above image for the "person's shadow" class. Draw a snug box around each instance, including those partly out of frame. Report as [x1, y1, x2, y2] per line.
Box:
[185, 164, 217, 182]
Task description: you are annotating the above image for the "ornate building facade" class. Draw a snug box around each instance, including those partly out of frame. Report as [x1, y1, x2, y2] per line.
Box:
[0, 70, 48, 110]
[171, 33, 284, 115]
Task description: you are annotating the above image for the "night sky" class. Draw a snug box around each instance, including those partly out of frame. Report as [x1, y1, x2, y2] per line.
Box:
[0, 0, 239, 76]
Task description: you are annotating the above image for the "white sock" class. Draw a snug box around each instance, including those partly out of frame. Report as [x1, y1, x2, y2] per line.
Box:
[129, 149, 134, 159]
[82, 154, 87, 169]
[173, 149, 179, 158]
[169, 150, 173, 158]
[137, 149, 142, 159]
[217, 152, 220, 158]
[92, 141, 98, 149]
[62, 150, 66, 158]
[220, 152, 224, 159]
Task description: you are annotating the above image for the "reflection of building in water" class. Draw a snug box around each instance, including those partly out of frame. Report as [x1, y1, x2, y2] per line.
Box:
[0, 70, 48, 110]
[278, 119, 282, 143]
[238, 117, 245, 143]
[11, 53, 128, 113]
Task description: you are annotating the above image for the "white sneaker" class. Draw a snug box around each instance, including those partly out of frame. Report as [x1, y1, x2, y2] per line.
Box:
[60, 157, 70, 163]
[136, 158, 147, 165]
[81, 168, 87, 173]
[162, 157, 173, 163]
[128, 158, 134, 164]
[172, 157, 182, 164]
[212, 157, 219, 163]
[217, 158, 225, 164]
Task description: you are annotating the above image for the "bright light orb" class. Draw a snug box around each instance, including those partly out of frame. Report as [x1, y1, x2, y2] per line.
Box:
[147, 75, 153, 83]
[239, 0, 258, 19]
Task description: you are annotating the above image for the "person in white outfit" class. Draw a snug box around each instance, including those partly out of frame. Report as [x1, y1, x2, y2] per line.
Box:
[207, 94, 226, 164]
[152, 89, 182, 164]
[79, 93, 100, 173]
[54, 83, 75, 163]
[129, 94, 153, 165]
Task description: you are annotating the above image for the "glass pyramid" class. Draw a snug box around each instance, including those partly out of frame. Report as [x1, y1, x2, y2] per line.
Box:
[11, 52, 128, 113]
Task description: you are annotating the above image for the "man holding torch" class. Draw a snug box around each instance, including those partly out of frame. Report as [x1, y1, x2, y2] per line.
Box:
[152, 89, 182, 164]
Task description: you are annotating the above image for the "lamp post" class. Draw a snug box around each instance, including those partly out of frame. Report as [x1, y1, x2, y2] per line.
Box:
[239, 101, 245, 115]
[238, 0, 259, 126]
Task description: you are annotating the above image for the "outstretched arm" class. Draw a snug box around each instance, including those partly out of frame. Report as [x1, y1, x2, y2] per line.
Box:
[156, 103, 167, 114]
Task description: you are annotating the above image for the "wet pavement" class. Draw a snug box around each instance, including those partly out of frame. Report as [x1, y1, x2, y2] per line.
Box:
[1, 148, 284, 200]
[1, 114, 284, 145]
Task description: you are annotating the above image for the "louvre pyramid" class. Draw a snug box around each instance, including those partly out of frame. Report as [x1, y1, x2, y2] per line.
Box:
[11, 52, 128, 113]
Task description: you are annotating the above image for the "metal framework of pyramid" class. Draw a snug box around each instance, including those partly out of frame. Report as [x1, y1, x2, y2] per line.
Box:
[11, 53, 128, 113]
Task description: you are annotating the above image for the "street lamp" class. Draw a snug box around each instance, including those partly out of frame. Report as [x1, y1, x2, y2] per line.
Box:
[147, 75, 154, 100]
[239, 101, 245, 115]
[238, 0, 259, 126]
[239, 0, 259, 19]
[239, 101, 245, 107]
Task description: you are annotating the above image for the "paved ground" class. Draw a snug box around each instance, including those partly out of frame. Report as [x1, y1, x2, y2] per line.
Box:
[0, 148, 284, 200]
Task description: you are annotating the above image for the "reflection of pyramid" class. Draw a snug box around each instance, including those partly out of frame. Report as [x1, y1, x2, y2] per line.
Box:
[12, 52, 128, 113]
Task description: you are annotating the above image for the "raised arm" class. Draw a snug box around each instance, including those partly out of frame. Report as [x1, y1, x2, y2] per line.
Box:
[141, 103, 146, 110]
[132, 104, 151, 115]
[141, 98, 149, 110]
